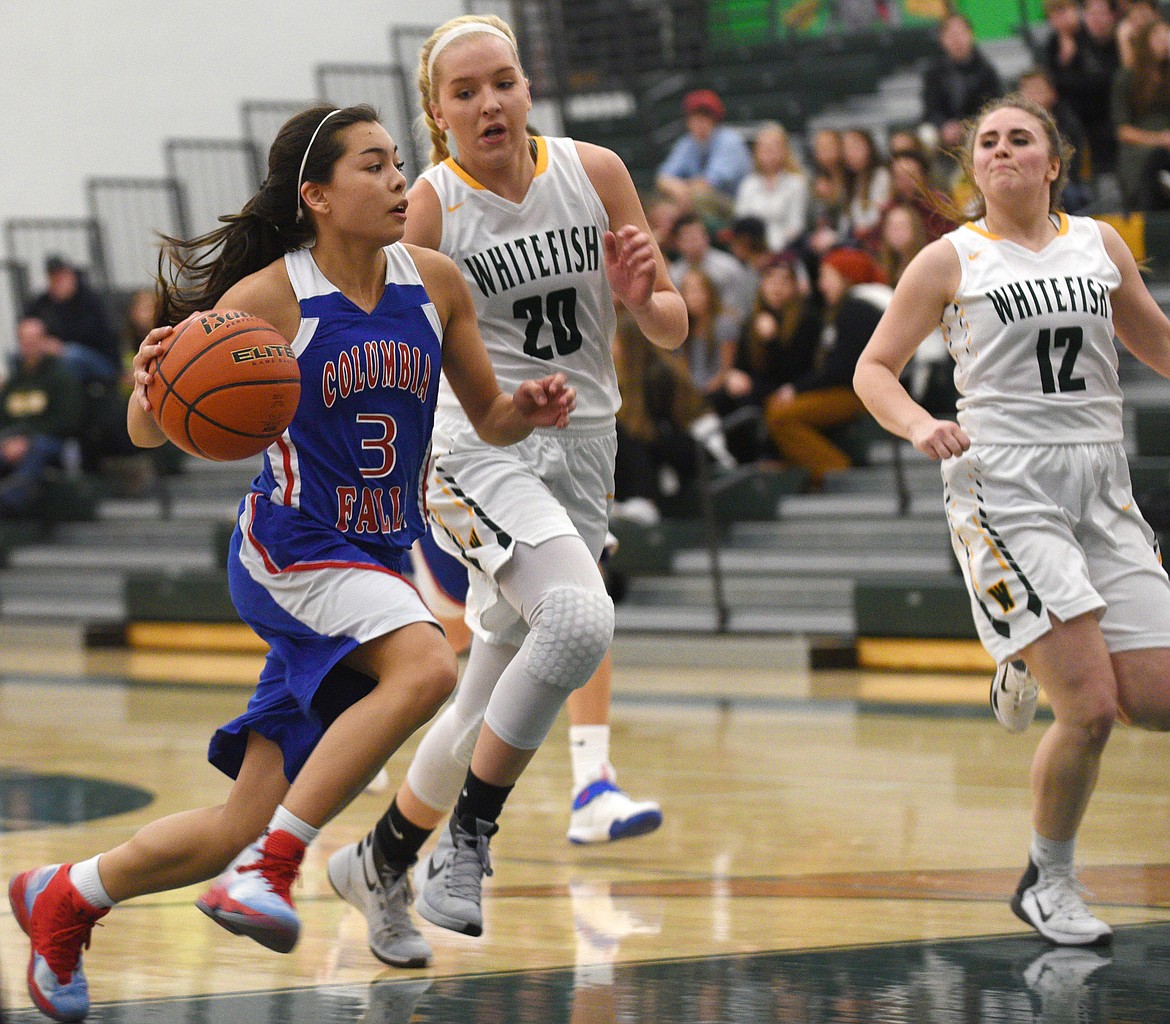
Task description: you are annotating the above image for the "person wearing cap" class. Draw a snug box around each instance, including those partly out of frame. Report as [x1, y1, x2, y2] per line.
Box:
[763, 246, 890, 487]
[655, 88, 752, 222]
[24, 255, 122, 383]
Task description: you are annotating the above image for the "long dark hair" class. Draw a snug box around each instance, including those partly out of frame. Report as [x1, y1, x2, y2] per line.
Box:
[1129, 21, 1170, 119]
[157, 103, 380, 325]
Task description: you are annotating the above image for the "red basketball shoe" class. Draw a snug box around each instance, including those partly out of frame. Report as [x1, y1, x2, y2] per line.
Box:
[9, 864, 108, 1022]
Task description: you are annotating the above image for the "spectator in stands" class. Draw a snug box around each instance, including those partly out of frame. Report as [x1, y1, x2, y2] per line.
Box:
[1117, 0, 1160, 67]
[677, 267, 734, 397]
[644, 193, 684, 262]
[764, 246, 889, 489]
[884, 150, 956, 242]
[1112, 16, 1170, 210]
[1043, 0, 1120, 178]
[123, 288, 158, 350]
[0, 317, 82, 518]
[841, 127, 892, 247]
[655, 88, 752, 223]
[670, 212, 755, 337]
[733, 122, 811, 252]
[25, 255, 122, 384]
[886, 127, 929, 164]
[1019, 66, 1094, 210]
[613, 313, 711, 519]
[710, 252, 822, 463]
[724, 215, 772, 272]
[920, 13, 1004, 154]
[876, 202, 928, 286]
[806, 129, 850, 255]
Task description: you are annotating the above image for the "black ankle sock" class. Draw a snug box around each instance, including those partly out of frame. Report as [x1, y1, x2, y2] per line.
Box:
[454, 769, 513, 836]
[372, 798, 433, 874]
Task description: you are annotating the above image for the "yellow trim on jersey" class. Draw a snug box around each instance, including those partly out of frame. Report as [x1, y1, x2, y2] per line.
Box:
[964, 211, 1070, 241]
[440, 136, 549, 191]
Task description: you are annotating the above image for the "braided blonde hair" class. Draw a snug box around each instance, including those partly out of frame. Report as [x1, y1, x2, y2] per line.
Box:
[417, 15, 524, 166]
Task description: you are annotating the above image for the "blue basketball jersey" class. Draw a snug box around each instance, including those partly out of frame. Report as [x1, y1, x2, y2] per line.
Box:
[250, 245, 442, 563]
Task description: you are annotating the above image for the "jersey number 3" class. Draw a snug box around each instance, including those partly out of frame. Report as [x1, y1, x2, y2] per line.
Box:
[1036, 326, 1086, 394]
[514, 288, 583, 360]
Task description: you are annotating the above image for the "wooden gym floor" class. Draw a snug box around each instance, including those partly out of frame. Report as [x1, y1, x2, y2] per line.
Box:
[2, 624, 1169, 1023]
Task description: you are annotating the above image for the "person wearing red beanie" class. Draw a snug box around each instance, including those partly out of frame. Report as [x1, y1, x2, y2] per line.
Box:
[655, 89, 752, 221]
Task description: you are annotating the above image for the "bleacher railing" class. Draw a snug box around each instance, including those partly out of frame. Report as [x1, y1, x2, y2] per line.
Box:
[4, 218, 108, 301]
[0, 260, 28, 368]
[165, 139, 263, 241]
[317, 64, 421, 182]
[87, 178, 186, 293]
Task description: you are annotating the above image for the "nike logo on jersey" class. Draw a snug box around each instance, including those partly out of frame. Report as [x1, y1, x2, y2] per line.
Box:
[447, 201, 466, 212]
[968, 250, 984, 260]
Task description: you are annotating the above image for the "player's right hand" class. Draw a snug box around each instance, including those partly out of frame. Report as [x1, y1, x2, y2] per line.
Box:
[909, 417, 970, 461]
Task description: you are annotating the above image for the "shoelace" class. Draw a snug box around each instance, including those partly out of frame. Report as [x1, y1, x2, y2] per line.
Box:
[1041, 875, 1097, 920]
[42, 910, 103, 983]
[240, 851, 300, 901]
[376, 871, 416, 939]
[446, 831, 494, 900]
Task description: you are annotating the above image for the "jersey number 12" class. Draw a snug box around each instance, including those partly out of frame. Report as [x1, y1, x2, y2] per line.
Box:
[1036, 326, 1086, 394]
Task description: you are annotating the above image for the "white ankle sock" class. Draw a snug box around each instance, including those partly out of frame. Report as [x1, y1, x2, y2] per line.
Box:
[569, 725, 611, 791]
[268, 805, 318, 846]
[1031, 832, 1076, 878]
[69, 856, 114, 909]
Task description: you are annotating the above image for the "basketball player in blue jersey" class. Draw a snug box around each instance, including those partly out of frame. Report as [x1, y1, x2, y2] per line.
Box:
[325, 14, 688, 959]
[855, 95, 1170, 947]
[8, 103, 574, 1021]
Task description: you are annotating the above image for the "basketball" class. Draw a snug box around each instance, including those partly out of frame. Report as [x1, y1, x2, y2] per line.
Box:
[147, 310, 300, 461]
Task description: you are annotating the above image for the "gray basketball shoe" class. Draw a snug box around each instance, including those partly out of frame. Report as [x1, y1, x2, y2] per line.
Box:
[327, 836, 433, 967]
[413, 816, 497, 937]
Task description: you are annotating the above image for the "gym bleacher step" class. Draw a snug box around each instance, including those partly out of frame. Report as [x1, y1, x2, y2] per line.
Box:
[7, 544, 213, 572]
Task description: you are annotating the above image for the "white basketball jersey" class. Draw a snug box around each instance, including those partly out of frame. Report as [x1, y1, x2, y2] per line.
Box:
[941, 214, 1123, 444]
[418, 136, 620, 426]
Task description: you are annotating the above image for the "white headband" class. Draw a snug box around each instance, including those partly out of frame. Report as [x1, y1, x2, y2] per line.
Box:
[427, 23, 516, 81]
[295, 108, 343, 222]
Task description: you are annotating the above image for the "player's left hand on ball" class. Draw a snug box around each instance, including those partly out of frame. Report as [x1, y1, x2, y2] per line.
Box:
[515, 373, 576, 428]
[133, 312, 202, 411]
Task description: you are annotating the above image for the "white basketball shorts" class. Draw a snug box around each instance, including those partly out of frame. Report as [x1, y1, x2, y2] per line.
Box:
[425, 411, 616, 645]
[942, 442, 1170, 664]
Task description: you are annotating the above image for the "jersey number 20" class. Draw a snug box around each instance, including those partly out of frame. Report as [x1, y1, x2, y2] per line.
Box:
[514, 288, 583, 360]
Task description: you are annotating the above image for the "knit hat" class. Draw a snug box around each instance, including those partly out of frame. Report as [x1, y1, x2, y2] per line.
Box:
[820, 247, 885, 286]
[683, 89, 725, 121]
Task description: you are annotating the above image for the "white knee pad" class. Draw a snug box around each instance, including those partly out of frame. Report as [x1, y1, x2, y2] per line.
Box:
[528, 585, 614, 692]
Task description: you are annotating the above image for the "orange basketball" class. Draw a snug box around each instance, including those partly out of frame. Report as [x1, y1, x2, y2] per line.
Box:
[147, 310, 300, 461]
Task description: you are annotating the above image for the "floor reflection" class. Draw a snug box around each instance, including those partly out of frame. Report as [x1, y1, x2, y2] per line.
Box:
[6, 923, 1166, 1023]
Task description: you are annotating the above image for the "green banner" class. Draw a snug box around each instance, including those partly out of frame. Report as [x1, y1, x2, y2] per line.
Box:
[709, 0, 1046, 46]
